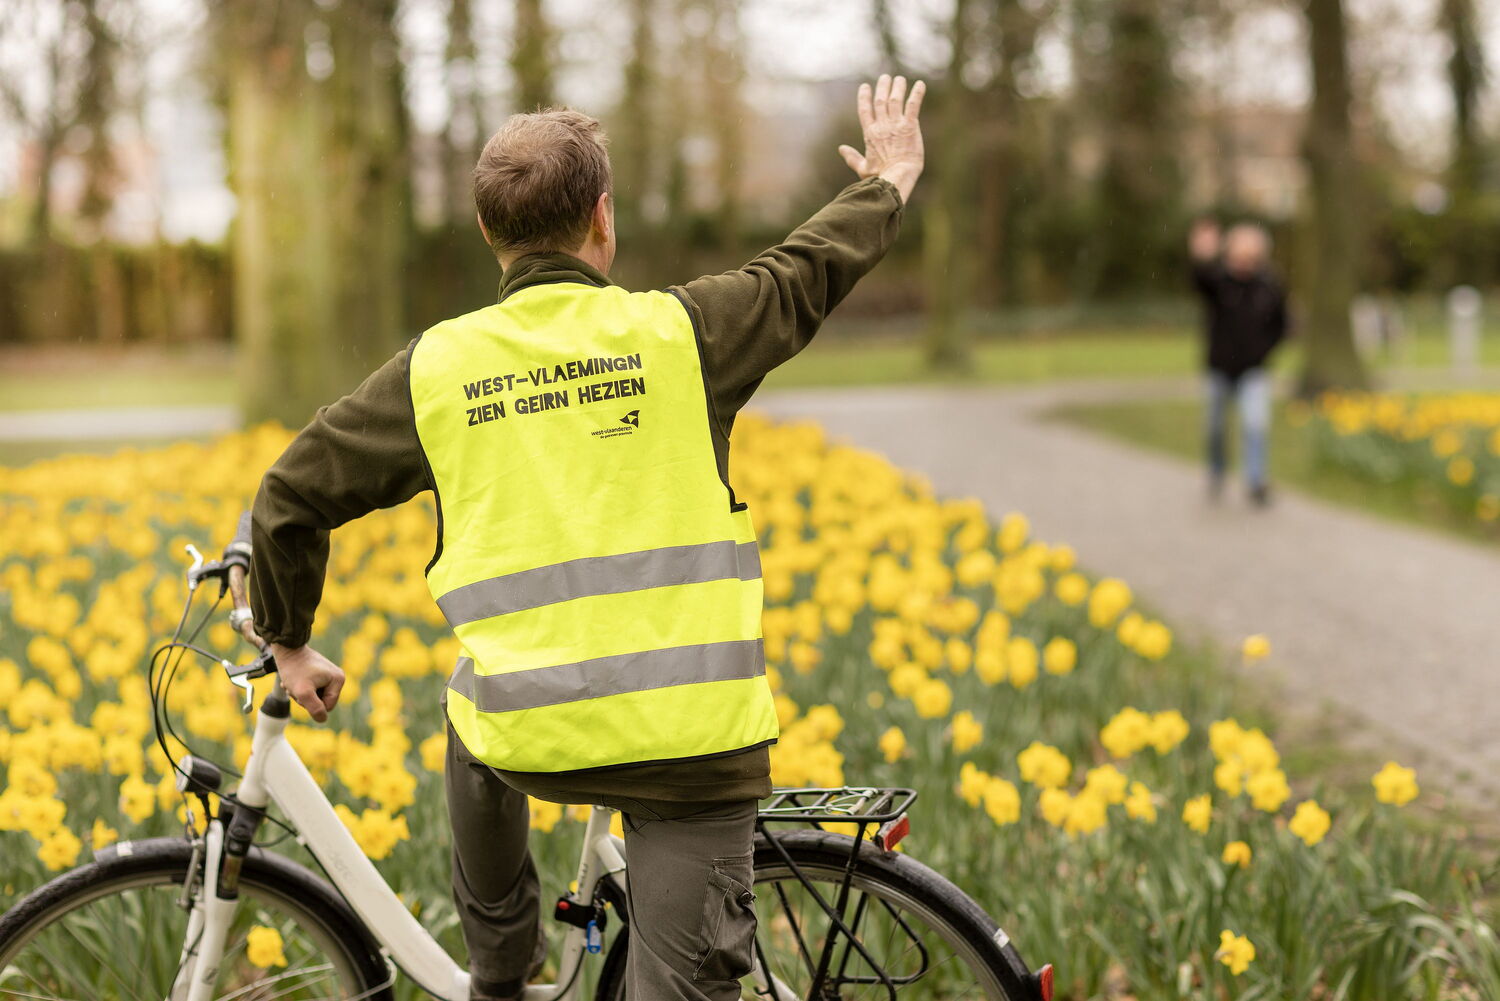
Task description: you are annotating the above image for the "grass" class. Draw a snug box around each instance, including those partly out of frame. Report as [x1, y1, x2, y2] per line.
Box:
[762, 327, 1199, 390]
[1052, 396, 1499, 546]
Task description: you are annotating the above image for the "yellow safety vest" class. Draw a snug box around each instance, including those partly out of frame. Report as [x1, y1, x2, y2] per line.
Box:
[409, 281, 779, 772]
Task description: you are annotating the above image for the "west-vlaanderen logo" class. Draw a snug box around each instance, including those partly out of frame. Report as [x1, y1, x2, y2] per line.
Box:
[591, 410, 639, 439]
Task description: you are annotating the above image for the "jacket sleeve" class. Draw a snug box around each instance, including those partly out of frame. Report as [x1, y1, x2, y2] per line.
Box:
[249, 340, 430, 648]
[670, 176, 904, 421]
[1190, 261, 1221, 300]
[1267, 280, 1290, 349]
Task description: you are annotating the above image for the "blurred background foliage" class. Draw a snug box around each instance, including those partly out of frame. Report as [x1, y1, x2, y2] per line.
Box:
[0, 0, 1496, 420]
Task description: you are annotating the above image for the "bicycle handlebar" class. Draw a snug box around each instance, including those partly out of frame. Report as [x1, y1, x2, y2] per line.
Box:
[223, 511, 253, 573]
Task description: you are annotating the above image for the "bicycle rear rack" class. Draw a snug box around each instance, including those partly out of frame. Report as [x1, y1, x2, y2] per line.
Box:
[755, 787, 921, 1000]
[757, 786, 916, 825]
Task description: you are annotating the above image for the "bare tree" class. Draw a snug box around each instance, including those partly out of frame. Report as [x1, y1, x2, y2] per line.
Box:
[223, 0, 409, 425]
[1299, 0, 1367, 393]
[614, 0, 658, 242]
[924, 0, 976, 372]
[707, 0, 746, 253]
[1441, 0, 1487, 283]
[442, 0, 486, 223]
[0, 0, 130, 246]
[973, 0, 1051, 307]
[511, 0, 554, 111]
[1090, 0, 1181, 296]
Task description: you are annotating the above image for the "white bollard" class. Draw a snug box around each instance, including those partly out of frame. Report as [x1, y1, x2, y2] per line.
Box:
[1351, 294, 1382, 361]
[1447, 285, 1482, 379]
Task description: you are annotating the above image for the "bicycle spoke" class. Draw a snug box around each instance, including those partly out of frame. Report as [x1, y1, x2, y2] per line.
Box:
[0, 871, 371, 1001]
[749, 863, 1006, 1000]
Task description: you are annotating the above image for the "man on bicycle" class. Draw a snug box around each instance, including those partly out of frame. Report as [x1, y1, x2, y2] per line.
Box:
[247, 75, 925, 1001]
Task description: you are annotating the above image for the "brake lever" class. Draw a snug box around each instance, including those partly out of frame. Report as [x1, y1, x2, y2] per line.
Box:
[185, 544, 206, 590]
[186, 545, 234, 596]
[224, 650, 277, 713]
[230, 672, 255, 714]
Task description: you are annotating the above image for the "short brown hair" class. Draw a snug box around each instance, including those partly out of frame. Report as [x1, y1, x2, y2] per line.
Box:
[473, 109, 612, 257]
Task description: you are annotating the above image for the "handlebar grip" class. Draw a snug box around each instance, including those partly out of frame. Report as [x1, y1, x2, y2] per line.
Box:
[223, 511, 254, 571]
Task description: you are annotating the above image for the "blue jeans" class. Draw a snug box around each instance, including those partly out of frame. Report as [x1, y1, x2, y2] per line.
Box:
[1206, 368, 1270, 489]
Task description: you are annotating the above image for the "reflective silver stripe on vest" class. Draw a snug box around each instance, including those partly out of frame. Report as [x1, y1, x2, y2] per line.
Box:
[447, 638, 764, 714]
[436, 540, 761, 628]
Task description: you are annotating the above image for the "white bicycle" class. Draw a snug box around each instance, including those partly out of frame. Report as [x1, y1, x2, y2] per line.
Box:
[0, 519, 1053, 1001]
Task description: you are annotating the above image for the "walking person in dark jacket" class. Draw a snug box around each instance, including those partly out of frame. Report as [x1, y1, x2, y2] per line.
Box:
[1189, 219, 1289, 506]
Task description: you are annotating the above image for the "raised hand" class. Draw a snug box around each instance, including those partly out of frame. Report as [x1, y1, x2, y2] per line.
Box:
[838, 73, 926, 205]
[1190, 218, 1222, 262]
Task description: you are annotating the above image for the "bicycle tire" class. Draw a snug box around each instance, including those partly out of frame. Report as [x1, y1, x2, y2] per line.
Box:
[596, 829, 1039, 1001]
[0, 835, 394, 1001]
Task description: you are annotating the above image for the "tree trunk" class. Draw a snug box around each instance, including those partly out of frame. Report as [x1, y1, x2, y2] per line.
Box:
[1298, 0, 1367, 395]
[924, 0, 975, 374]
[444, 0, 485, 223]
[615, 0, 656, 243]
[1442, 0, 1486, 284]
[708, 0, 744, 254]
[1091, 0, 1179, 297]
[226, 0, 408, 426]
[511, 0, 554, 110]
[973, 0, 1041, 308]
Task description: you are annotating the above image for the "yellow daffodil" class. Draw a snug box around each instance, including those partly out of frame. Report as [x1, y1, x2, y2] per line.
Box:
[1182, 794, 1212, 834]
[1054, 572, 1089, 607]
[911, 678, 953, 719]
[879, 726, 908, 763]
[1372, 761, 1419, 806]
[1241, 635, 1271, 662]
[957, 762, 988, 807]
[90, 818, 118, 852]
[1082, 764, 1129, 805]
[1100, 707, 1152, 759]
[1221, 840, 1252, 868]
[1005, 637, 1039, 690]
[948, 712, 983, 754]
[1216, 929, 1255, 976]
[1124, 782, 1156, 823]
[1246, 768, 1291, 813]
[981, 777, 1020, 827]
[1017, 741, 1072, 790]
[1038, 788, 1072, 828]
[1289, 800, 1331, 846]
[1147, 709, 1189, 754]
[36, 826, 81, 871]
[1041, 636, 1076, 676]
[1087, 578, 1133, 628]
[246, 925, 288, 968]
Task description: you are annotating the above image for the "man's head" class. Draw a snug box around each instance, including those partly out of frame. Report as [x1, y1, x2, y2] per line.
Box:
[1224, 223, 1270, 279]
[473, 109, 615, 273]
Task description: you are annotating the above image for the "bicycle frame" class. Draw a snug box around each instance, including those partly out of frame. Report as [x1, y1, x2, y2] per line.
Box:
[176, 700, 629, 1001]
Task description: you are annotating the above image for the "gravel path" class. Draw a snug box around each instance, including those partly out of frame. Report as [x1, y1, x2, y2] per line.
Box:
[758, 381, 1500, 809]
[0, 406, 238, 442]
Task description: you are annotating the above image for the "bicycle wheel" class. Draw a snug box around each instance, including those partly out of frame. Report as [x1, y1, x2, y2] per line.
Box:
[0, 836, 394, 1001]
[597, 830, 1041, 1001]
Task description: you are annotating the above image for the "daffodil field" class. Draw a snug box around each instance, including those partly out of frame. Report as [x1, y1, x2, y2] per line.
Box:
[2, 415, 1497, 1000]
[1305, 391, 1500, 532]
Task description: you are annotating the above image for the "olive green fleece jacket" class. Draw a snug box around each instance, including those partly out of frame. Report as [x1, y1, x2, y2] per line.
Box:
[249, 175, 904, 805]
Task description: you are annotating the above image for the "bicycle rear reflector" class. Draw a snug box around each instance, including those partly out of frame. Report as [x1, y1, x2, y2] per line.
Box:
[872, 815, 909, 851]
[1032, 963, 1054, 1001]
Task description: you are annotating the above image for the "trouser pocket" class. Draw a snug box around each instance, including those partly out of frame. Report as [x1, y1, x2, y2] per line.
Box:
[693, 853, 757, 984]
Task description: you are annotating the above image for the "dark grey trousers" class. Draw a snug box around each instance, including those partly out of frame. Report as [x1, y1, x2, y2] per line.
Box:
[445, 723, 758, 1001]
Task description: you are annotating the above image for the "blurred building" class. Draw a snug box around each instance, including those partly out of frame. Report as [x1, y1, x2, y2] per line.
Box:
[1184, 103, 1307, 220]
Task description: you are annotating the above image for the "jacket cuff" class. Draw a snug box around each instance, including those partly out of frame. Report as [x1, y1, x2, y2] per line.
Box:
[256, 623, 310, 649]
